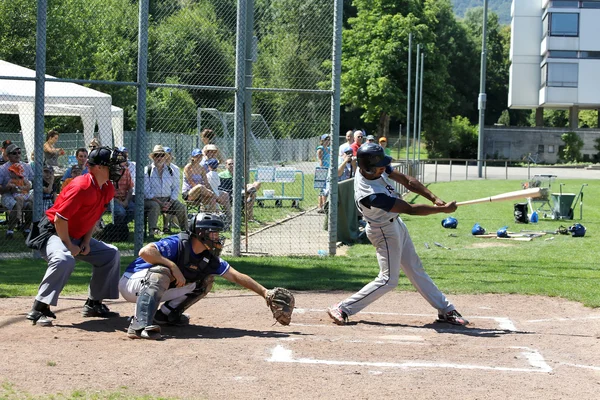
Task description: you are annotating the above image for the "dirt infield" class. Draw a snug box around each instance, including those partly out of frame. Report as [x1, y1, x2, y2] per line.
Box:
[1, 291, 600, 400]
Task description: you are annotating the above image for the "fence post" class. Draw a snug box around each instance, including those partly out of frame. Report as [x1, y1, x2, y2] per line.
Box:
[449, 160, 453, 182]
[505, 161, 508, 179]
[133, 0, 149, 255]
[434, 160, 438, 183]
[465, 160, 468, 180]
[33, 0, 47, 228]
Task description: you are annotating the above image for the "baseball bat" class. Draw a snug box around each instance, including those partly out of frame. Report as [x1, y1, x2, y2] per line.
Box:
[456, 188, 542, 207]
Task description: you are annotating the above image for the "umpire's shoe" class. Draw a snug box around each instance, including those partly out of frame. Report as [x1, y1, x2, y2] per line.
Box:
[437, 310, 469, 326]
[82, 299, 119, 318]
[26, 300, 56, 326]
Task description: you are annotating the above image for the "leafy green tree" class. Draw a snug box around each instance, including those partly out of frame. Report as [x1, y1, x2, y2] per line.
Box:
[528, 109, 569, 127]
[561, 131, 584, 162]
[145, 78, 198, 134]
[579, 110, 598, 128]
[448, 116, 478, 158]
[594, 137, 600, 162]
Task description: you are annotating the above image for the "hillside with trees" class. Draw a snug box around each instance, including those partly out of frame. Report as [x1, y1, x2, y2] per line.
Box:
[451, 0, 512, 25]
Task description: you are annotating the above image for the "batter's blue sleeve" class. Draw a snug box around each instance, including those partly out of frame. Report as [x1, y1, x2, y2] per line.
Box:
[360, 193, 395, 212]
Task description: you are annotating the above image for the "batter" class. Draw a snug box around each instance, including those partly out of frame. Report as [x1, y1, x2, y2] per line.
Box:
[327, 143, 468, 326]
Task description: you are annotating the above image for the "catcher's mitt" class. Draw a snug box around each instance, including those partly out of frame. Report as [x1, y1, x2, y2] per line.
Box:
[265, 287, 295, 325]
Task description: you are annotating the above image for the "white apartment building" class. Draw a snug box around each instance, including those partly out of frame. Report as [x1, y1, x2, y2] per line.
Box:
[509, 0, 600, 127]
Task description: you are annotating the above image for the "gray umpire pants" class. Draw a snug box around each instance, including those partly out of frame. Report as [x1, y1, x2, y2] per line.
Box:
[339, 218, 455, 317]
[36, 235, 121, 306]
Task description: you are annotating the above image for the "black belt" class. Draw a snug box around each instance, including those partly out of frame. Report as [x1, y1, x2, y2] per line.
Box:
[367, 218, 395, 225]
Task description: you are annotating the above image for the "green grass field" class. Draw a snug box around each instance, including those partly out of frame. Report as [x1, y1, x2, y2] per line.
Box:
[1, 178, 598, 307]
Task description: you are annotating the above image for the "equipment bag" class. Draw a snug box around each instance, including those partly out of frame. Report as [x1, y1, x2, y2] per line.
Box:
[514, 202, 529, 224]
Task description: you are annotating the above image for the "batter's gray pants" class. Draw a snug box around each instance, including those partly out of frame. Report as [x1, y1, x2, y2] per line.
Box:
[339, 218, 455, 317]
[36, 235, 121, 306]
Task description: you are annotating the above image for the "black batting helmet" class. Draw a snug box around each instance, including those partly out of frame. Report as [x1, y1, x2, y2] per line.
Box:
[357, 143, 392, 174]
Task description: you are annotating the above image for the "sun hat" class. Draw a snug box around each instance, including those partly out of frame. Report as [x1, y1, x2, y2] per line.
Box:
[150, 145, 166, 155]
[202, 144, 218, 153]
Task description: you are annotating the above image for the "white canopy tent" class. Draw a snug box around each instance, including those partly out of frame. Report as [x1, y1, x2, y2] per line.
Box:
[0, 60, 124, 159]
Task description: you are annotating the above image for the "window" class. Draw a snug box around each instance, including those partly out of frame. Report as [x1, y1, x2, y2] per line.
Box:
[551, 0, 579, 7]
[582, 1, 600, 8]
[541, 64, 548, 88]
[581, 51, 600, 59]
[546, 63, 578, 87]
[549, 50, 578, 58]
[548, 145, 555, 153]
[538, 145, 545, 154]
[550, 13, 579, 36]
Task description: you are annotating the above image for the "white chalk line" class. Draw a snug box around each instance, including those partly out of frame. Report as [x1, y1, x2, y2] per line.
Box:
[267, 344, 552, 373]
[296, 308, 517, 331]
[557, 362, 600, 371]
[526, 315, 600, 323]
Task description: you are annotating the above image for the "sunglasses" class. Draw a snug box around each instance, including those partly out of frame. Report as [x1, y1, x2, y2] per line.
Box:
[10, 151, 21, 155]
[154, 153, 166, 158]
[226, 162, 234, 165]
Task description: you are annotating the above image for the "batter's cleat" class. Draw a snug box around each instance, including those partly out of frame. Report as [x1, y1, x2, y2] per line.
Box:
[26, 301, 56, 326]
[127, 324, 162, 340]
[437, 310, 469, 326]
[82, 300, 119, 318]
[327, 304, 348, 325]
[153, 310, 190, 326]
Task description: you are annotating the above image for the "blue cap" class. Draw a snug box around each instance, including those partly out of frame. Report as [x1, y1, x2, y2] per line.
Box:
[206, 158, 219, 169]
[191, 148, 202, 157]
[164, 147, 172, 153]
[320, 134, 330, 141]
[118, 146, 128, 152]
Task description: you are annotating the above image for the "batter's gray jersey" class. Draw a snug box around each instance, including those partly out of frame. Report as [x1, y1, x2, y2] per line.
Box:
[336, 168, 455, 317]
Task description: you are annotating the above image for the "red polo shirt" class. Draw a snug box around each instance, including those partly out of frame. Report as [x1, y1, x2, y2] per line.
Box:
[46, 174, 115, 239]
[350, 141, 361, 156]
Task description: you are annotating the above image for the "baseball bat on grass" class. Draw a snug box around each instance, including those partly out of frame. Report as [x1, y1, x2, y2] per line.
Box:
[457, 188, 542, 207]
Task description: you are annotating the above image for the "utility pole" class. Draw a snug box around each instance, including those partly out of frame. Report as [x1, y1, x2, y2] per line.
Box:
[477, 0, 489, 178]
[406, 33, 412, 163]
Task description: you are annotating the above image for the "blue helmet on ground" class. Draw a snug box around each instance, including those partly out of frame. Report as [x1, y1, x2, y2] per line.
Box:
[497, 226, 509, 238]
[441, 216, 458, 229]
[357, 143, 392, 174]
[472, 223, 486, 235]
[568, 223, 586, 237]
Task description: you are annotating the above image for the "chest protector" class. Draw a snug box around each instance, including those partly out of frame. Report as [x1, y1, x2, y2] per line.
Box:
[176, 232, 221, 283]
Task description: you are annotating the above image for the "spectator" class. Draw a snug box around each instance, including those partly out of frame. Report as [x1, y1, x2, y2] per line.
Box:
[366, 135, 376, 144]
[218, 158, 261, 221]
[5, 163, 32, 238]
[316, 134, 331, 213]
[205, 158, 231, 219]
[1, 140, 12, 165]
[61, 164, 83, 191]
[43, 130, 65, 167]
[379, 137, 392, 157]
[119, 147, 136, 197]
[88, 138, 101, 151]
[0, 144, 34, 238]
[350, 130, 364, 156]
[112, 157, 135, 226]
[200, 144, 221, 171]
[163, 147, 181, 232]
[201, 129, 225, 163]
[29, 151, 35, 169]
[182, 149, 218, 212]
[42, 165, 56, 211]
[338, 147, 356, 182]
[144, 145, 188, 238]
[62, 148, 89, 181]
[338, 130, 353, 159]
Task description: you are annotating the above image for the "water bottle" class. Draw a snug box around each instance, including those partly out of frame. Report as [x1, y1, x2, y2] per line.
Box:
[530, 211, 538, 223]
[317, 250, 327, 257]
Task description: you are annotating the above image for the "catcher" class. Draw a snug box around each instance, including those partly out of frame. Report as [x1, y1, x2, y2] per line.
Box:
[118, 212, 294, 340]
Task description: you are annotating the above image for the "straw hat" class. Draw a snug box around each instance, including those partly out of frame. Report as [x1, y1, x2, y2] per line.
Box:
[150, 145, 166, 156]
[202, 144, 218, 153]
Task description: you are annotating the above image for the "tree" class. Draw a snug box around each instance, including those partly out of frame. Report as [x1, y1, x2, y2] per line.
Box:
[561, 131, 584, 163]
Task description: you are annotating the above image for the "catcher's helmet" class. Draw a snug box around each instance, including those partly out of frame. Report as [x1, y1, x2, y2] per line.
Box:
[568, 223, 586, 237]
[471, 223, 486, 236]
[189, 213, 225, 257]
[357, 143, 392, 174]
[441, 216, 458, 229]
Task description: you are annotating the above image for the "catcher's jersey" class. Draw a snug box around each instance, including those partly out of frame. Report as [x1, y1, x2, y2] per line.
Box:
[354, 169, 400, 225]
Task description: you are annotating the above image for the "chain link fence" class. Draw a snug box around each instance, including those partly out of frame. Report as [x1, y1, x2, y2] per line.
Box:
[0, 0, 342, 258]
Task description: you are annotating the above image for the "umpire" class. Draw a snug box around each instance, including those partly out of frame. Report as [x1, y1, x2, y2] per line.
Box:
[26, 147, 126, 326]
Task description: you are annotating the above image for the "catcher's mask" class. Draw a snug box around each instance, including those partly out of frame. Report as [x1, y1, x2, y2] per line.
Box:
[357, 143, 392, 175]
[87, 146, 126, 185]
[189, 212, 225, 257]
[568, 223, 586, 237]
[441, 216, 458, 229]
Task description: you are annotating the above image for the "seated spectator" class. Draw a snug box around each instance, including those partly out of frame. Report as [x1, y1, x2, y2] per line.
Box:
[182, 148, 218, 212]
[143, 145, 188, 238]
[379, 136, 392, 157]
[206, 158, 231, 219]
[62, 148, 89, 181]
[1, 140, 12, 166]
[113, 157, 135, 226]
[0, 144, 34, 238]
[61, 164, 83, 191]
[42, 165, 56, 211]
[366, 134, 376, 144]
[201, 129, 225, 163]
[88, 138, 101, 151]
[200, 144, 221, 171]
[5, 163, 32, 238]
[218, 158, 261, 221]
